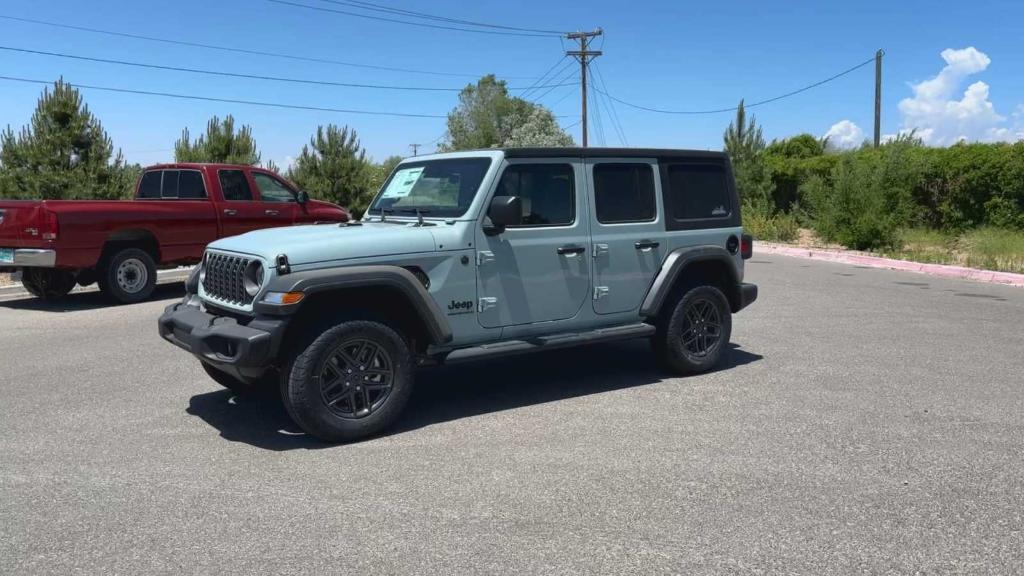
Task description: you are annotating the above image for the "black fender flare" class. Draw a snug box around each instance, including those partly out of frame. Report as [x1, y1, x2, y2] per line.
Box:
[255, 265, 453, 345]
[639, 245, 741, 317]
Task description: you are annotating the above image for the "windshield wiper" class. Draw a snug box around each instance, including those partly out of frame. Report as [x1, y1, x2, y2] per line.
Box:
[400, 208, 431, 226]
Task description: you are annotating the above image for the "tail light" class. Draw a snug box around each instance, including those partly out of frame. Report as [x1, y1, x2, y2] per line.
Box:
[740, 233, 753, 259]
[40, 209, 59, 241]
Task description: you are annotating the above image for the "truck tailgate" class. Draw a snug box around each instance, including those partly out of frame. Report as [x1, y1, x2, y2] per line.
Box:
[0, 200, 45, 247]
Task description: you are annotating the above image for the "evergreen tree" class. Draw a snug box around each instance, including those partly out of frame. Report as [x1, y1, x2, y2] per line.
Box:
[175, 115, 261, 165]
[288, 125, 372, 213]
[723, 100, 772, 209]
[0, 78, 133, 199]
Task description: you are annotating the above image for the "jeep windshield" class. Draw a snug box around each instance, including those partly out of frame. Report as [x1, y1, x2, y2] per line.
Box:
[368, 157, 492, 219]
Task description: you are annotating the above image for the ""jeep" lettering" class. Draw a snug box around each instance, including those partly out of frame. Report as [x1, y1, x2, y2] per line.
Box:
[447, 299, 474, 315]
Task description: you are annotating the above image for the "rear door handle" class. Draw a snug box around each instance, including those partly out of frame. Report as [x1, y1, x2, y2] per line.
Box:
[264, 209, 279, 216]
[223, 209, 237, 216]
[634, 240, 660, 250]
[557, 246, 586, 256]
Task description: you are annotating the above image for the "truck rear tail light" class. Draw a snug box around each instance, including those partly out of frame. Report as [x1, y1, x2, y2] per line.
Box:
[741, 233, 753, 259]
[40, 209, 59, 241]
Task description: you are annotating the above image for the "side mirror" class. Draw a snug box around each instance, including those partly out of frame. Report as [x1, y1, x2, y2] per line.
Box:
[296, 190, 309, 205]
[484, 195, 521, 236]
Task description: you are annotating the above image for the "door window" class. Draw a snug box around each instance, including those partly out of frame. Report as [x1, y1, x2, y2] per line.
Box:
[253, 173, 295, 203]
[218, 170, 253, 201]
[593, 163, 656, 223]
[495, 164, 575, 227]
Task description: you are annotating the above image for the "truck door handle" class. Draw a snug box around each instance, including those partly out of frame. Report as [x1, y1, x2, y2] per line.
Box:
[264, 209, 279, 216]
[557, 246, 585, 256]
[634, 240, 660, 250]
[223, 209, 237, 216]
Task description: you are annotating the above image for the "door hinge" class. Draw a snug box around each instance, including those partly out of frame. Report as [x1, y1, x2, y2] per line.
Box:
[478, 297, 498, 312]
[592, 243, 609, 258]
[593, 286, 610, 300]
[477, 251, 495, 266]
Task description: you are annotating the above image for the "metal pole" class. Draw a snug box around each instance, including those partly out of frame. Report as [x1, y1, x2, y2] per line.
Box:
[874, 49, 883, 147]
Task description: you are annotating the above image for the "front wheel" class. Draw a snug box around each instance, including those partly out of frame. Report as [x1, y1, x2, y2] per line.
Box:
[21, 269, 77, 300]
[100, 248, 157, 304]
[654, 285, 732, 374]
[283, 320, 414, 443]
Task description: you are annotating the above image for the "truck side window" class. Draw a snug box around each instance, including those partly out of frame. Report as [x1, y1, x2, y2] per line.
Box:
[593, 163, 656, 223]
[218, 170, 253, 201]
[177, 171, 207, 199]
[666, 164, 731, 220]
[496, 164, 575, 227]
[138, 171, 162, 199]
[253, 173, 295, 203]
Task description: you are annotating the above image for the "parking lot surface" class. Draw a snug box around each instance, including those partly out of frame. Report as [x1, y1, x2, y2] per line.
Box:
[2, 255, 1022, 574]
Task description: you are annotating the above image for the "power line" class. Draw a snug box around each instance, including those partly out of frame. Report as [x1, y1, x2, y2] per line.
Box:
[0, 14, 535, 79]
[528, 63, 579, 103]
[591, 60, 628, 146]
[0, 75, 448, 118]
[0, 45, 576, 93]
[315, 0, 567, 35]
[596, 55, 877, 115]
[588, 79, 606, 146]
[516, 56, 568, 100]
[268, 0, 560, 37]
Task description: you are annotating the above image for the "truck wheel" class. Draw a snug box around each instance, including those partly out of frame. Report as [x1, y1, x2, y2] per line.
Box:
[100, 248, 156, 304]
[654, 285, 732, 374]
[21, 269, 77, 300]
[283, 320, 414, 443]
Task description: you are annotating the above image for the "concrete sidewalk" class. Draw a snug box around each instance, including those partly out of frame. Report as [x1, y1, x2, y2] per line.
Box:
[757, 242, 1024, 288]
[0, 267, 192, 300]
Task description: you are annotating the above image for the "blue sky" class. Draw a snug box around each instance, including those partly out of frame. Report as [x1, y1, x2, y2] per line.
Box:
[1, 0, 1022, 168]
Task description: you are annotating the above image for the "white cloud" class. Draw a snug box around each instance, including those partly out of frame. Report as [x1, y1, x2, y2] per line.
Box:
[824, 120, 864, 149]
[897, 47, 1021, 145]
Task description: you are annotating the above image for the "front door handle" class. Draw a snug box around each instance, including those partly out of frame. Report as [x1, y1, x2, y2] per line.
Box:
[634, 240, 660, 250]
[223, 209, 237, 216]
[264, 209, 280, 216]
[557, 246, 586, 256]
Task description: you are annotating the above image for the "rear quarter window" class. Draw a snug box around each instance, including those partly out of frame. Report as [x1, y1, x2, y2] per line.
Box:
[662, 162, 739, 230]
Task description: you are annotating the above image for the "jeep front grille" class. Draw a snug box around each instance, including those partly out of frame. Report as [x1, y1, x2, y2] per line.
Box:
[202, 252, 255, 306]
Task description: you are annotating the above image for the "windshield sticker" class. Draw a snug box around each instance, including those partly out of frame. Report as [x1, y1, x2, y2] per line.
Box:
[382, 167, 424, 198]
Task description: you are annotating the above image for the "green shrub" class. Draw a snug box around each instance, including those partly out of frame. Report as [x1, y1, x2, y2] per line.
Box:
[741, 203, 799, 242]
[803, 142, 922, 250]
[960, 227, 1024, 273]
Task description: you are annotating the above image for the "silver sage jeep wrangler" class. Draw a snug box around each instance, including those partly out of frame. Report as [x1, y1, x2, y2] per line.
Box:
[159, 148, 758, 442]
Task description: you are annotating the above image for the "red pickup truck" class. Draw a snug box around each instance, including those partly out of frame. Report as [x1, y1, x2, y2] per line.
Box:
[0, 163, 349, 303]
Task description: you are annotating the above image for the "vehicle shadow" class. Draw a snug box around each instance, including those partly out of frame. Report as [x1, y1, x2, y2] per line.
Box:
[0, 282, 185, 312]
[185, 341, 763, 451]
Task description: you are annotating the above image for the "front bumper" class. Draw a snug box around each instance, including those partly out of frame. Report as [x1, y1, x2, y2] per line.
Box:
[158, 297, 288, 380]
[1, 248, 57, 267]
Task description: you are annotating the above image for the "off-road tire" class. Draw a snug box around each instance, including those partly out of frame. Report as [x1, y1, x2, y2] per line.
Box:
[654, 285, 732, 374]
[100, 248, 157, 304]
[283, 320, 414, 443]
[21, 269, 77, 300]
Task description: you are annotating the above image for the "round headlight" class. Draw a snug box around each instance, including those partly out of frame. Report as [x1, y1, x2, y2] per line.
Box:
[243, 260, 264, 297]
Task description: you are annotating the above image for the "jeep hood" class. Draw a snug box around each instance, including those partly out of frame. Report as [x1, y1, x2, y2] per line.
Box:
[208, 222, 439, 265]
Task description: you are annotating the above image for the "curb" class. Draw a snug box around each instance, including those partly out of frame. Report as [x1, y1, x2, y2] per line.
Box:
[0, 267, 192, 299]
[757, 243, 1024, 288]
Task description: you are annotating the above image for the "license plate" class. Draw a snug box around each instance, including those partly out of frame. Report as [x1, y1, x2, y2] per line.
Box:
[0, 248, 13, 264]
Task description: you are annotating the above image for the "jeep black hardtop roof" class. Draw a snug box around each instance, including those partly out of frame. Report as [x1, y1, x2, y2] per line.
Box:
[500, 147, 727, 160]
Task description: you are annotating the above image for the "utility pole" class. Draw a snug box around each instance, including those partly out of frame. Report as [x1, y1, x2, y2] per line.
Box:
[566, 29, 603, 147]
[874, 49, 884, 148]
[409, 143, 420, 156]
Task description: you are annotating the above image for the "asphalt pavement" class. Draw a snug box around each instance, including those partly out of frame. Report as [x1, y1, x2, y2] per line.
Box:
[1, 255, 1022, 574]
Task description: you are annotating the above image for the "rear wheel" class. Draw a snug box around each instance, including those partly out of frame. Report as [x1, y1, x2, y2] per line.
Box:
[100, 248, 156, 304]
[21, 269, 77, 300]
[654, 285, 732, 374]
[283, 320, 414, 443]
